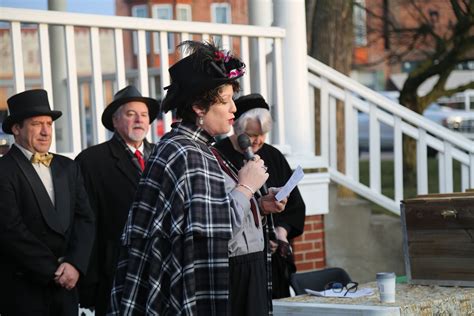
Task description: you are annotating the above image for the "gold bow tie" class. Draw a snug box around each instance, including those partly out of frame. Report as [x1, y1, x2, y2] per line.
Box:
[31, 152, 54, 167]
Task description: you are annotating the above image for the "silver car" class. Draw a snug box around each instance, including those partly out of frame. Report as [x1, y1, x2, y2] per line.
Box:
[358, 102, 474, 151]
[0, 124, 10, 156]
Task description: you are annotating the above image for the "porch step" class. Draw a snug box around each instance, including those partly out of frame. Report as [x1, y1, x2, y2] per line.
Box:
[325, 184, 405, 283]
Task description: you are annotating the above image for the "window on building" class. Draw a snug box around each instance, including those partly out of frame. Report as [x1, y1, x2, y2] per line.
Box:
[132, 5, 147, 18]
[211, 3, 231, 24]
[353, 0, 367, 47]
[210, 3, 231, 45]
[131, 5, 151, 54]
[176, 4, 192, 21]
[152, 4, 174, 53]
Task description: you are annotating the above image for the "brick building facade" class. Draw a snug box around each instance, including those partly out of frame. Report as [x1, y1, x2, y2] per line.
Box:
[115, 0, 249, 70]
[352, 0, 464, 91]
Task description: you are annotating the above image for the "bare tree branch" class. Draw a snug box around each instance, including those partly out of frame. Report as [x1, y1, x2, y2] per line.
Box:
[443, 81, 474, 96]
[451, 0, 468, 20]
[419, 80, 474, 107]
[353, 0, 474, 175]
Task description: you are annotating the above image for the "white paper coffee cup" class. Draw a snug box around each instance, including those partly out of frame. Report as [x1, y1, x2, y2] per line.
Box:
[376, 272, 396, 303]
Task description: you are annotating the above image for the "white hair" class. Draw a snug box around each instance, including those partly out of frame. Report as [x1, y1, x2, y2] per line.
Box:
[112, 104, 125, 119]
[233, 107, 272, 135]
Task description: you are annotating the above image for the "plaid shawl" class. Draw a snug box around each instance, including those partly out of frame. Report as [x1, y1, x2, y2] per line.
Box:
[109, 122, 233, 315]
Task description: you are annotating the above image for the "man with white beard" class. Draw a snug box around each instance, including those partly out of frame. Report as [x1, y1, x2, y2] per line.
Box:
[75, 85, 159, 315]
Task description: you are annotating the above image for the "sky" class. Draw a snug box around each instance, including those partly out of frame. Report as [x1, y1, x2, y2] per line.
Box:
[0, 0, 115, 15]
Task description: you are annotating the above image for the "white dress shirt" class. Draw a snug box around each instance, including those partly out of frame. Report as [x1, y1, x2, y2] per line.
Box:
[14, 143, 55, 205]
[127, 143, 144, 156]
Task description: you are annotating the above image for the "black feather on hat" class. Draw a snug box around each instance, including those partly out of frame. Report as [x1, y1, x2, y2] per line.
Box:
[161, 41, 245, 113]
[234, 93, 270, 120]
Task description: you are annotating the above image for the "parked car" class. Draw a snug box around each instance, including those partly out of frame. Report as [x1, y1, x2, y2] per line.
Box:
[0, 123, 11, 156]
[358, 101, 474, 152]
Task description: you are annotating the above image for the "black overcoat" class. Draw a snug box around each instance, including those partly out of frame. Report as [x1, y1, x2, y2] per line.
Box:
[0, 145, 95, 315]
[75, 135, 153, 315]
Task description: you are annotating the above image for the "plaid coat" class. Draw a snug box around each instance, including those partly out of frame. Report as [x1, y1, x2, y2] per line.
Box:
[109, 123, 234, 315]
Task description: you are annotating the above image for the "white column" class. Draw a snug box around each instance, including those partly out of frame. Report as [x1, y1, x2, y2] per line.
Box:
[248, 0, 273, 93]
[273, 0, 314, 157]
[48, 0, 69, 152]
[248, 0, 273, 25]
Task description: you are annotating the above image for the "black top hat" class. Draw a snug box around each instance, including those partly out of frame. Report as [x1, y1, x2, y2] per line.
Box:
[101, 85, 160, 131]
[234, 93, 270, 120]
[161, 41, 245, 113]
[2, 89, 62, 134]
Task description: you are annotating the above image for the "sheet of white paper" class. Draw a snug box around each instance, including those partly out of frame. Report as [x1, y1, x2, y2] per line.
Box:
[305, 288, 375, 298]
[275, 166, 304, 202]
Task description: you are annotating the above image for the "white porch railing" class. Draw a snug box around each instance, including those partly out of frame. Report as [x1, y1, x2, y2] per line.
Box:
[0, 7, 331, 217]
[308, 56, 474, 214]
[0, 7, 286, 156]
[2, 8, 473, 217]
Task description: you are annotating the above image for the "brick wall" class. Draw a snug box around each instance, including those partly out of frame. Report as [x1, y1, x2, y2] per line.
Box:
[354, 0, 458, 85]
[292, 215, 326, 272]
[116, 0, 249, 70]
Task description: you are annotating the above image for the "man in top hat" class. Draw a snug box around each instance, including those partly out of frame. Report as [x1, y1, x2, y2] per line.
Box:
[75, 85, 159, 315]
[215, 93, 306, 298]
[0, 89, 95, 315]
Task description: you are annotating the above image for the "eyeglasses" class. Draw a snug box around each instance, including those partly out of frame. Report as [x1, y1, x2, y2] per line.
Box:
[324, 281, 359, 296]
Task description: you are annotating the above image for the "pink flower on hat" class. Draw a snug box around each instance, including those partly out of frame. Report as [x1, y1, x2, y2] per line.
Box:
[215, 50, 233, 62]
[214, 51, 225, 61]
[228, 68, 245, 79]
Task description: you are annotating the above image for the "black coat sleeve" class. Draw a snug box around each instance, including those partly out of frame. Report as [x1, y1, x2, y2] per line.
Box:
[63, 162, 95, 276]
[0, 173, 58, 285]
[74, 153, 101, 307]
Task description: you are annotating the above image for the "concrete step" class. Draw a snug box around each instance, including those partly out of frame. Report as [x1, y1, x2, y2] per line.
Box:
[325, 184, 405, 283]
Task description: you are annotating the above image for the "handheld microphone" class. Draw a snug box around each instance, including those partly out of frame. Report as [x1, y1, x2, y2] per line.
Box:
[237, 134, 269, 196]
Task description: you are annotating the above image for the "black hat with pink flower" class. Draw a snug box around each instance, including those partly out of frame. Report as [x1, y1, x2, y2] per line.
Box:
[161, 41, 245, 113]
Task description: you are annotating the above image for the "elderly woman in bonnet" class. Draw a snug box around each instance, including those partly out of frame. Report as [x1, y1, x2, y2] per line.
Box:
[215, 93, 306, 299]
[108, 41, 280, 316]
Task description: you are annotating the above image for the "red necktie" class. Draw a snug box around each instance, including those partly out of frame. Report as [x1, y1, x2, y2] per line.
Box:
[134, 149, 145, 171]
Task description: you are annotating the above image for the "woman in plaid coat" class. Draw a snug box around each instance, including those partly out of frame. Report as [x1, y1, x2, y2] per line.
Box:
[108, 41, 286, 316]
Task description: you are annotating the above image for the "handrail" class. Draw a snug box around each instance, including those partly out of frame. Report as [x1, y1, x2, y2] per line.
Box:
[0, 7, 286, 38]
[308, 55, 474, 214]
[308, 57, 474, 151]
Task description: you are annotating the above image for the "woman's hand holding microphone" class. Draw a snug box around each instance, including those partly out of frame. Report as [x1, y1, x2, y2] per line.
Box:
[234, 154, 288, 217]
[235, 154, 269, 199]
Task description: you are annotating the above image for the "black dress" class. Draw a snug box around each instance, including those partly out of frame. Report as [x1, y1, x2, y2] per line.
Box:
[214, 137, 306, 298]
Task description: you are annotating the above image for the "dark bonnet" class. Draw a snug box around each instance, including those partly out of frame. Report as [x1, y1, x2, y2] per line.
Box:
[234, 93, 270, 120]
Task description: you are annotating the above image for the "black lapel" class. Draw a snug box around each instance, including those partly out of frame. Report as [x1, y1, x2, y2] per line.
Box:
[143, 139, 154, 160]
[109, 138, 140, 185]
[10, 146, 67, 235]
[51, 158, 70, 234]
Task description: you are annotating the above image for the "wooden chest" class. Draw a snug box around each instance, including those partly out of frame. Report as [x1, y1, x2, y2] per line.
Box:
[401, 192, 474, 286]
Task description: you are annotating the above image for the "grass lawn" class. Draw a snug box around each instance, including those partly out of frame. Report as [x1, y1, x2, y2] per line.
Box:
[358, 156, 463, 214]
